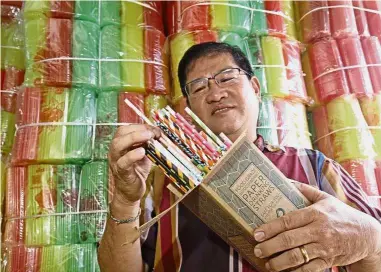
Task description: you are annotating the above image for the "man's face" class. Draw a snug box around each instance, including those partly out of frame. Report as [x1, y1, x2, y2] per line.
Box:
[186, 53, 260, 140]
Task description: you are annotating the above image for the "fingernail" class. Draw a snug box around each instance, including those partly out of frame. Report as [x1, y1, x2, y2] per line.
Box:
[143, 130, 153, 138]
[254, 231, 265, 242]
[254, 246, 262, 258]
[136, 147, 145, 155]
[265, 262, 271, 271]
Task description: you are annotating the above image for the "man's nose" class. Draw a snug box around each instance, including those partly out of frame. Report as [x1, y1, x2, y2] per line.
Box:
[206, 80, 228, 102]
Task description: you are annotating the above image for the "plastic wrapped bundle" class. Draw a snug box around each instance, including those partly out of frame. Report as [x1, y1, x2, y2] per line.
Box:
[165, 1, 251, 36]
[11, 87, 96, 165]
[310, 105, 335, 159]
[99, 25, 169, 94]
[24, 17, 99, 88]
[363, 1, 381, 39]
[352, 0, 370, 37]
[359, 94, 381, 159]
[327, 0, 357, 39]
[6, 244, 100, 272]
[78, 162, 109, 244]
[308, 39, 350, 104]
[326, 95, 376, 162]
[6, 246, 41, 272]
[341, 160, 380, 198]
[264, 0, 297, 39]
[258, 36, 307, 102]
[1, 90, 16, 154]
[337, 37, 373, 97]
[257, 98, 312, 149]
[95, 92, 144, 160]
[1, 16, 25, 89]
[23, 1, 99, 22]
[1, 154, 7, 215]
[249, 0, 268, 36]
[297, 1, 331, 43]
[361, 37, 381, 93]
[170, 30, 250, 104]
[301, 52, 320, 108]
[246, 37, 267, 95]
[101, 0, 164, 32]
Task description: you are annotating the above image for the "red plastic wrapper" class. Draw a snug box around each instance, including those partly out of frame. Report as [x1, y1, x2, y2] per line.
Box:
[4, 167, 27, 246]
[341, 159, 380, 196]
[282, 39, 308, 102]
[2, 1, 23, 7]
[311, 105, 335, 159]
[6, 246, 41, 272]
[327, 0, 358, 39]
[361, 37, 381, 93]
[363, 0, 381, 38]
[1, 68, 24, 90]
[1, 4, 21, 20]
[337, 37, 373, 97]
[118, 93, 145, 124]
[43, 18, 72, 87]
[298, 1, 331, 43]
[352, 0, 370, 37]
[308, 39, 350, 103]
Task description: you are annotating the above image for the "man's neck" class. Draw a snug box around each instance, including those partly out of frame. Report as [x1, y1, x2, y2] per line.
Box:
[226, 127, 257, 143]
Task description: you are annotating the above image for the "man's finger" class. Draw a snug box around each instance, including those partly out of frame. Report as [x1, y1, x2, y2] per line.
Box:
[114, 124, 150, 137]
[115, 147, 147, 175]
[255, 227, 316, 258]
[110, 130, 154, 159]
[265, 243, 320, 272]
[253, 207, 315, 242]
[291, 258, 330, 272]
[294, 182, 329, 203]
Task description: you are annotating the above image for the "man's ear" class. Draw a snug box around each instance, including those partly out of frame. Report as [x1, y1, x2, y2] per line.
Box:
[250, 76, 261, 96]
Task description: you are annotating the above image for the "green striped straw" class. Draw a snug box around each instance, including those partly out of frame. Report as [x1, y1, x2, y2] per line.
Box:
[72, 20, 99, 88]
[94, 91, 118, 160]
[79, 161, 109, 243]
[56, 165, 81, 245]
[65, 88, 96, 163]
[185, 107, 227, 150]
[26, 165, 57, 246]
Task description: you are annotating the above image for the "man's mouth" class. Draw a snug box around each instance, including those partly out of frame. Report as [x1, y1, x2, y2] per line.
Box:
[212, 106, 234, 115]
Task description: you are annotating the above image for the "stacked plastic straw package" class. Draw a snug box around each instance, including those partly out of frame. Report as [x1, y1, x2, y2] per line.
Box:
[297, 0, 381, 206]
[167, 0, 312, 150]
[4, 1, 104, 271]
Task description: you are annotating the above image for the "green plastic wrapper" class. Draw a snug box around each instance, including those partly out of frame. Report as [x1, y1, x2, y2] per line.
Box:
[100, 0, 121, 27]
[359, 94, 381, 159]
[258, 98, 279, 146]
[250, 0, 268, 36]
[229, 1, 251, 36]
[79, 161, 109, 244]
[1, 19, 25, 69]
[55, 165, 81, 245]
[94, 92, 118, 160]
[65, 88, 96, 164]
[74, 0, 99, 23]
[246, 37, 267, 95]
[210, 0, 230, 32]
[326, 95, 376, 162]
[121, 25, 145, 93]
[261, 36, 288, 98]
[1, 110, 16, 154]
[145, 94, 168, 122]
[100, 25, 122, 90]
[72, 20, 99, 88]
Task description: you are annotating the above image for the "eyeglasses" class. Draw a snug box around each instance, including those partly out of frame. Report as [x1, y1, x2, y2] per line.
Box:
[184, 68, 251, 98]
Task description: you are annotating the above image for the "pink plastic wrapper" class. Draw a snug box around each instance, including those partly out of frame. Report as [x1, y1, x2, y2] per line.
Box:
[341, 159, 380, 197]
[375, 161, 381, 195]
[352, 0, 370, 37]
[308, 39, 350, 103]
[298, 1, 331, 43]
[363, 0, 381, 38]
[337, 37, 373, 97]
[328, 0, 358, 39]
[361, 37, 381, 94]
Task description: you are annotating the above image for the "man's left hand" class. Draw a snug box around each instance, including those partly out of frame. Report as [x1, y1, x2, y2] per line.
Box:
[253, 183, 381, 272]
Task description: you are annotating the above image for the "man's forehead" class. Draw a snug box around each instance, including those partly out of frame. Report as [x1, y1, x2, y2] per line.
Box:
[186, 53, 236, 80]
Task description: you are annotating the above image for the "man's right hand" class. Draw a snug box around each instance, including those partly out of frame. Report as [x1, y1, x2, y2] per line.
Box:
[108, 124, 162, 207]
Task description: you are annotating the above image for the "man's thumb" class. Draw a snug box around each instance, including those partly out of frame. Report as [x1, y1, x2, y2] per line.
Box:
[293, 182, 329, 203]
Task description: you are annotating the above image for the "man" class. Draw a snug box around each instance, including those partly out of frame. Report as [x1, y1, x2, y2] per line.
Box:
[99, 42, 381, 272]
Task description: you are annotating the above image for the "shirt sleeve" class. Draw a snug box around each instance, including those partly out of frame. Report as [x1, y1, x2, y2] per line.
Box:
[319, 156, 381, 223]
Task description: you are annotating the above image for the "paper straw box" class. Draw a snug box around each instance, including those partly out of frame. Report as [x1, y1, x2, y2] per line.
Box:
[146, 134, 309, 271]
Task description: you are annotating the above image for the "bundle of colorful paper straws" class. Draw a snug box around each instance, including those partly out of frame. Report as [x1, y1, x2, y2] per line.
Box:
[124, 98, 232, 193]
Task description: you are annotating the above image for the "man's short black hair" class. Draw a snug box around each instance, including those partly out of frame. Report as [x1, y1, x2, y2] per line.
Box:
[178, 42, 254, 97]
